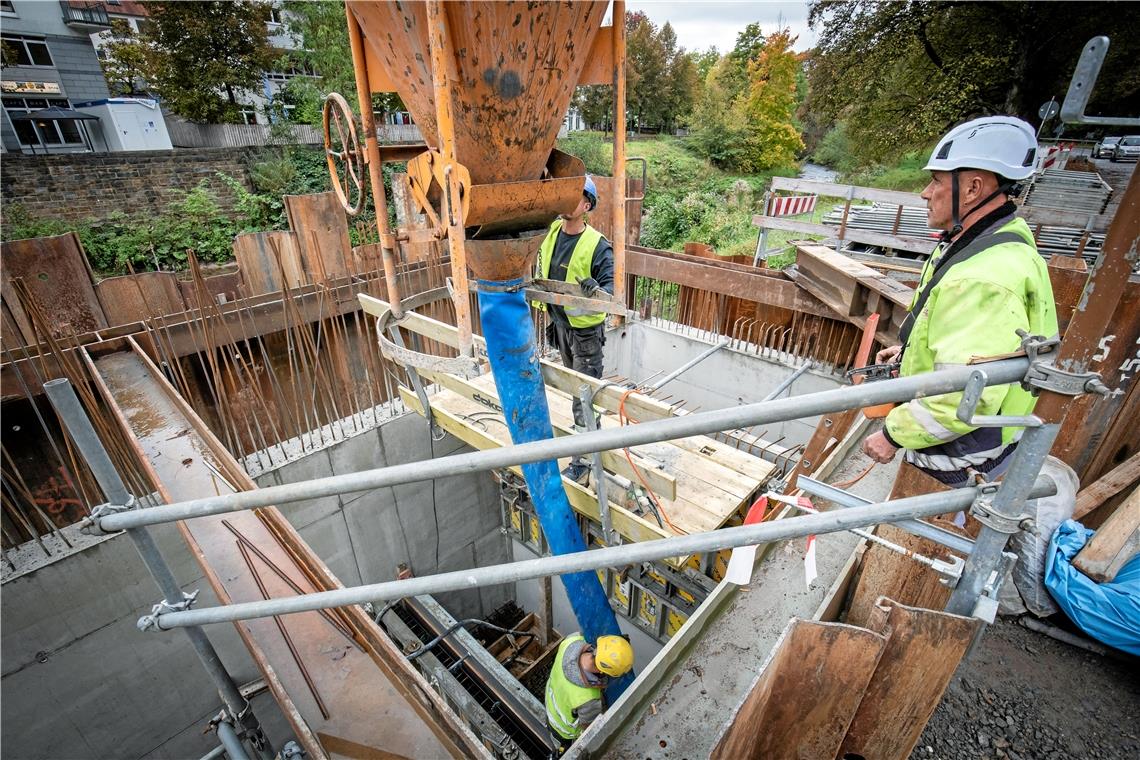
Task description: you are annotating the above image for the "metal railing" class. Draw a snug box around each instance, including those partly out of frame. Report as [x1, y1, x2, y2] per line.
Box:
[43, 349, 1090, 637]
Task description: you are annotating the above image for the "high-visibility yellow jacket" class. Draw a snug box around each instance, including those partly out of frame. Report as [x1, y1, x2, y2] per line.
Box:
[545, 634, 603, 740]
[534, 219, 607, 328]
[885, 214, 1058, 477]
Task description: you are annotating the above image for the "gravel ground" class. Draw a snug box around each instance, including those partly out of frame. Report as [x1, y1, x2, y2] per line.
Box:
[909, 617, 1139, 760]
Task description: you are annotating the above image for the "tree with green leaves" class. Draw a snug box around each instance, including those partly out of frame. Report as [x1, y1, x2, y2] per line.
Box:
[141, 0, 276, 123]
[98, 19, 151, 97]
[276, 1, 403, 125]
[806, 0, 1140, 164]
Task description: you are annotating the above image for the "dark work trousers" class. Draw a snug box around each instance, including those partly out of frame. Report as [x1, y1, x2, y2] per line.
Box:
[547, 320, 605, 428]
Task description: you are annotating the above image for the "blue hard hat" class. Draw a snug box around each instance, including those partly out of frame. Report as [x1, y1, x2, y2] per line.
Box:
[583, 174, 598, 210]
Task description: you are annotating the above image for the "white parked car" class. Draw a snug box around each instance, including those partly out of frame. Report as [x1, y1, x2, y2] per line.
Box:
[1093, 136, 1120, 158]
[1110, 135, 1140, 162]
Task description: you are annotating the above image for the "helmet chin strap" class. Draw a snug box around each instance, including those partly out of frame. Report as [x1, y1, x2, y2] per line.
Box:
[944, 170, 1007, 243]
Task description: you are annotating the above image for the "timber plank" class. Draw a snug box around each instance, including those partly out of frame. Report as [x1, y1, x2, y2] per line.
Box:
[1074, 486, 1140, 582]
[1073, 450, 1140, 520]
[710, 619, 886, 760]
[625, 246, 835, 318]
[429, 369, 678, 500]
[397, 385, 673, 548]
[1, 232, 107, 342]
[839, 598, 981, 760]
[95, 271, 185, 326]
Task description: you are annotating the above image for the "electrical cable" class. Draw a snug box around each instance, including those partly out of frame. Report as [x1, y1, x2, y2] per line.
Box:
[617, 387, 684, 534]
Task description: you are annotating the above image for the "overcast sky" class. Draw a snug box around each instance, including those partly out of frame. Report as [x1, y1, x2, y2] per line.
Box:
[623, 1, 818, 54]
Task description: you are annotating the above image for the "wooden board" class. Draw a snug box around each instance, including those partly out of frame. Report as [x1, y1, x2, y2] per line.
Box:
[846, 464, 966, 628]
[1, 232, 106, 343]
[1073, 450, 1140, 520]
[625, 245, 835, 319]
[417, 367, 678, 500]
[792, 244, 914, 345]
[234, 231, 304, 296]
[398, 385, 675, 550]
[95, 271, 186, 326]
[839, 598, 982, 760]
[1074, 485, 1140, 582]
[415, 375, 769, 535]
[710, 619, 886, 760]
[284, 192, 352, 282]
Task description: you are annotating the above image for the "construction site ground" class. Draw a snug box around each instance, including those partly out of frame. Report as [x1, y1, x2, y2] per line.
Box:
[912, 616, 1139, 760]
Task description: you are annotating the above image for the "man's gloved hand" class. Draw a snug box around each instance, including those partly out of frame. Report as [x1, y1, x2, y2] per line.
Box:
[577, 276, 601, 297]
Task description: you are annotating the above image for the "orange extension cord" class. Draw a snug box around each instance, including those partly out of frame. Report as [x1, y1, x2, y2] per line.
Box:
[616, 387, 684, 534]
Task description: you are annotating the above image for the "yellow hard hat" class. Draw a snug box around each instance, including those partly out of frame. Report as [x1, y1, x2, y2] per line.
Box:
[594, 635, 633, 677]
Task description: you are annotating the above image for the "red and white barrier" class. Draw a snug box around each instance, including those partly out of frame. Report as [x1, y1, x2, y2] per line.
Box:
[766, 193, 818, 217]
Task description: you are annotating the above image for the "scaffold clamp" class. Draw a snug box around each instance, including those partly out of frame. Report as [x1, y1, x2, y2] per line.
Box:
[82, 495, 137, 536]
[137, 589, 199, 632]
[1018, 330, 1112, 397]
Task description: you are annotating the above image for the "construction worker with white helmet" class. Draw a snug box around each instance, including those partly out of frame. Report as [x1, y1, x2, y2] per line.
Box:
[545, 632, 633, 751]
[862, 116, 1058, 487]
[533, 175, 615, 485]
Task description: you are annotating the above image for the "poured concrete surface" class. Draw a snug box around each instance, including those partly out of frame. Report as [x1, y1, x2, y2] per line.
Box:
[604, 320, 843, 447]
[2, 361, 504, 759]
[577, 448, 899, 758]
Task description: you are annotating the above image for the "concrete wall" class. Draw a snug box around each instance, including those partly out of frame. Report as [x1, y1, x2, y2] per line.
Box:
[604, 321, 844, 447]
[1, 409, 508, 759]
[0, 147, 257, 224]
[252, 410, 512, 621]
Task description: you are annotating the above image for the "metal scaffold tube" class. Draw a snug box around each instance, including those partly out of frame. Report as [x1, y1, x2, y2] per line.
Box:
[95, 357, 1034, 534]
[138, 478, 1056, 633]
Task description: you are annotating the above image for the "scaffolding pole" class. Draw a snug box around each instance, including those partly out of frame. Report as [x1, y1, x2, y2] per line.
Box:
[137, 477, 1055, 633]
[95, 357, 1036, 534]
[42, 379, 274, 760]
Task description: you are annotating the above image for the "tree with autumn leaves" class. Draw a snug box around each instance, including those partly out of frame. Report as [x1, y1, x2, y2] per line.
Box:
[690, 26, 806, 172]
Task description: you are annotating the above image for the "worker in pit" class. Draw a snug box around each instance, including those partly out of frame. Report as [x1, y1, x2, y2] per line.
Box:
[861, 116, 1058, 487]
[533, 174, 615, 485]
[545, 632, 633, 751]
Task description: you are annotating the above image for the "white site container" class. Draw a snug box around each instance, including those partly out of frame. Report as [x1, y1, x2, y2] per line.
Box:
[73, 97, 172, 152]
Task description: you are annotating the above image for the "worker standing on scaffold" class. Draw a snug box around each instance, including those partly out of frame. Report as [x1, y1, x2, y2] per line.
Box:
[533, 175, 615, 485]
[545, 632, 633, 753]
[862, 116, 1058, 489]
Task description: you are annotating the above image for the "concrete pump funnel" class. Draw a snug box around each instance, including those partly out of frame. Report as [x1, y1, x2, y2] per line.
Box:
[348, 0, 608, 186]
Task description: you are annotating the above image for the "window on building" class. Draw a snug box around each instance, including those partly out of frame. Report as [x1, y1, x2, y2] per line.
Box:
[238, 104, 258, 125]
[268, 6, 283, 25]
[1, 34, 53, 67]
[0, 1, 17, 16]
[3, 96, 85, 147]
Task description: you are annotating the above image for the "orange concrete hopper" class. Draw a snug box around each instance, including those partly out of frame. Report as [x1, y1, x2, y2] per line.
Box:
[347, 0, 610, 253]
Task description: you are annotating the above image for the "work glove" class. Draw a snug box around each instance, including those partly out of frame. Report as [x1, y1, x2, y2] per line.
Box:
[577, 276, 601, 297]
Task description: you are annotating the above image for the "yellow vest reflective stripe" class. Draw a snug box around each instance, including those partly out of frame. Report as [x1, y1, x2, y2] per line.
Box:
[545, 633, 601, 740]
[533, 219, 607, 328]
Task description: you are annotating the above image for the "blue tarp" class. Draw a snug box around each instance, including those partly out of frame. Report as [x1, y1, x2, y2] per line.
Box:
[1044, 519, 1140, 656]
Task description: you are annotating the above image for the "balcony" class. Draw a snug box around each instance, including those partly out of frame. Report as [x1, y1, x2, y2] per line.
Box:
[60, 2, 111, 30]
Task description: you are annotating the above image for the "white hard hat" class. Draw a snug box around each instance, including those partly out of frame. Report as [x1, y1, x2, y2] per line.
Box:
[923, 116, 1038, 181]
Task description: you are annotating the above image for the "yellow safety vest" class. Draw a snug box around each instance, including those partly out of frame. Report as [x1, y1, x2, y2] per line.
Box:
[534, 219, 607, 328]
[545, 634, 602, 740]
